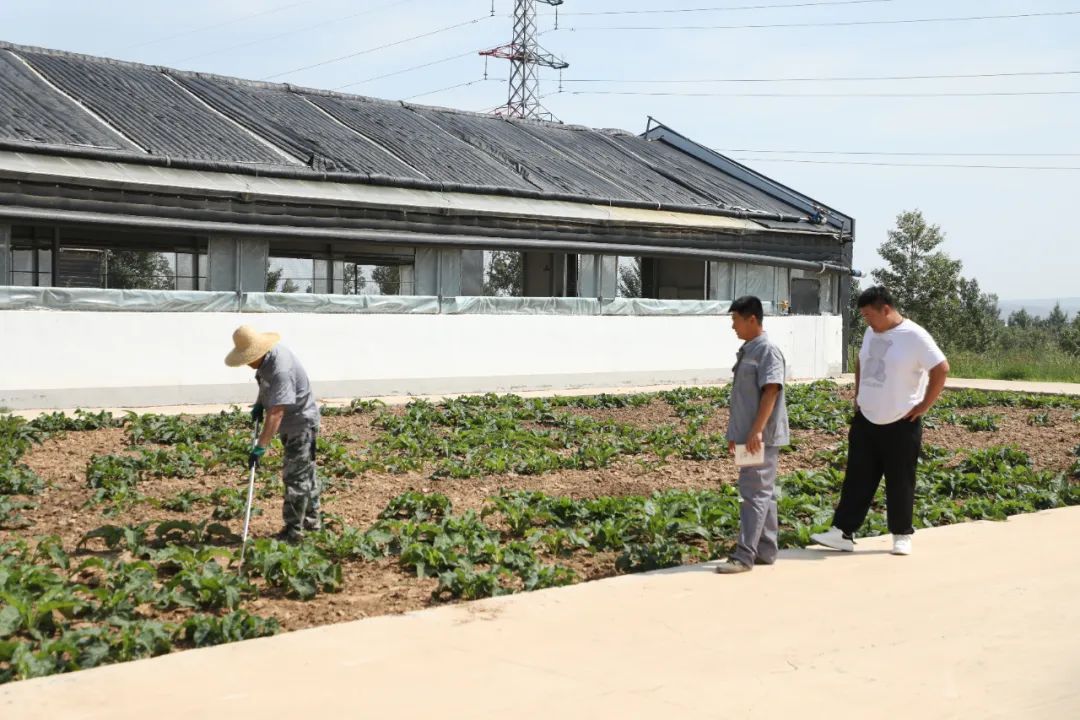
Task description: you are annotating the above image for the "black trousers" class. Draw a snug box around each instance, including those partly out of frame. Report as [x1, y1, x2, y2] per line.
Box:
[833, 411, 922, 536]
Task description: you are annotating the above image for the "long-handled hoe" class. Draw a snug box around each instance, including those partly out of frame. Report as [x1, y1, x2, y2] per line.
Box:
[239, 419, 261, 567]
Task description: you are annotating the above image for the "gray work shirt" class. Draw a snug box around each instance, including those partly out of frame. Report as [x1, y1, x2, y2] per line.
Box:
[726, 332, 790, 447]
[256, 345, 321, 438]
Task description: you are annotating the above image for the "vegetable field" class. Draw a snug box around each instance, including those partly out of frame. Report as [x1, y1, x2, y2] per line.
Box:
[2, 382, 1078, 683]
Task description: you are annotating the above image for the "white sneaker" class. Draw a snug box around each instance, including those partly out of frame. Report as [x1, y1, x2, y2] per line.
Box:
[811, 527, 854, 552]
[892, 534, 913, 556]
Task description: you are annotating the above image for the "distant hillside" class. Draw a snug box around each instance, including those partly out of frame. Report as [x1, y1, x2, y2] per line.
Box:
[998, 297, 1080, 320]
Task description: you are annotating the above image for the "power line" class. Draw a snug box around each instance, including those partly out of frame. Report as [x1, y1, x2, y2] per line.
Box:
[115, 0, 317, 53]
[338, 49, 485, 89]
[556, 89, 1080, 97]
[555, 0, 899, 16]
[174, 0, 422, 64]
[335, 23, 568, 90]
[560, 69, 1080, 84]
[731, 156, 1080, 170]
[715, 148, 1080, 157]
[262, 14, 491, 81]
[403, 77, 501, 101]
[561, 9, 1080, 31]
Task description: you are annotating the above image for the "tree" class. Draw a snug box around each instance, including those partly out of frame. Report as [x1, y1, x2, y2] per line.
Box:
[872, 210, 1001, 351]
[1008, 309, 1033, 328]
[618, 258, 642, 298]
[1061, 314, 1080, 356]
[1045, 302, 1069, 332]
[105, 250, 174, 290]
[484, 251, 522, 297]
[872, 210, 962, 341]
[281, 278, 300, 293]
[949, 277, 1000, 353]
[342, 263, 365, 295]
[847, 275, 863, 330]
[372, 265, 401, 295]
[265, 267, 284, 292]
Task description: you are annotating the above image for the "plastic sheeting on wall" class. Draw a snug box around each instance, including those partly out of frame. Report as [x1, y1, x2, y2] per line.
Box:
[242, 293, 439, 314]
[0, 287, 241, 312]
[441, 296, 599, 315]
[601, 298, 733, 316]
[0, 288, 773, 316]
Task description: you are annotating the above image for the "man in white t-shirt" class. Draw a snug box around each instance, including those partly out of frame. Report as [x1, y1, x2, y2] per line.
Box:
[811, 286, 949, 556]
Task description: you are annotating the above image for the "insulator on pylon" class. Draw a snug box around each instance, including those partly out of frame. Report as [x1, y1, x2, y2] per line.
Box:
[479, 0, 568, 121]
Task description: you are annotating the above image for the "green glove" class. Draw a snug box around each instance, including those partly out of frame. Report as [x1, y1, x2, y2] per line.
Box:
[248, 445, 266, 469]
[251, 402, 265, 424]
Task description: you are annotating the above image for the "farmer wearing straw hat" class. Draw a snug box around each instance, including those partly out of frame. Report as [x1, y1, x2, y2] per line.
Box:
[225, 326, 322, 543]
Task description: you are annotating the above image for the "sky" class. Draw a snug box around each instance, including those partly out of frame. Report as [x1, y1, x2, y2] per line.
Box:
[2, 0, 1078, 300]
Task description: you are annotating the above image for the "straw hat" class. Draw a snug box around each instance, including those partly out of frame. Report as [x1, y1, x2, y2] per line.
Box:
[225, 325, 281, 367]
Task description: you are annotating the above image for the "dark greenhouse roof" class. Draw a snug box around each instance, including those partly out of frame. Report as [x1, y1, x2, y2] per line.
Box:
[0, 40, 851, 233]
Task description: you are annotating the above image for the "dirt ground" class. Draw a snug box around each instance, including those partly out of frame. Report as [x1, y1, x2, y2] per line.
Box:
[5, 389, 1078, 630]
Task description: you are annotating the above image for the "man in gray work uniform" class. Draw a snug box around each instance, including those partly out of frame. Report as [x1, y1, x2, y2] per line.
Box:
[716, 295, 790, 574]
[225, 325, 322, 543]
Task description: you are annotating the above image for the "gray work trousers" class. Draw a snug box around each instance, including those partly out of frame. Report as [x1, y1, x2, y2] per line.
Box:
[733, 446, 780, 567]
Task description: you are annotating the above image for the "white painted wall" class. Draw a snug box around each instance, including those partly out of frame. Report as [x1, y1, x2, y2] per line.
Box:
[0, 311, 843, 409]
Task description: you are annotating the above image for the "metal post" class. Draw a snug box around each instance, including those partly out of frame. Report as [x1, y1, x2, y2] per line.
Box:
[233, 238, 242, 297]
[593, 254, 602, 315]
[192, 238, 201, 291]
[326, 246, 334, 295]
[0, 224, 10, 286]
[436, 249, 444, 313]
[50, 227, 59, 287]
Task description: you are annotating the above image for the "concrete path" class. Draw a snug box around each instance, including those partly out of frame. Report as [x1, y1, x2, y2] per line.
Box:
[9, 376, 1080, 420]
[938, 376, 1080, 396]
[837, 374, 1080, 396]
[3, 507, 1078, 720]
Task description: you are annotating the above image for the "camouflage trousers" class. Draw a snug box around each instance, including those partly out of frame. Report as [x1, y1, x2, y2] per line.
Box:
[281, 427, 321, 533]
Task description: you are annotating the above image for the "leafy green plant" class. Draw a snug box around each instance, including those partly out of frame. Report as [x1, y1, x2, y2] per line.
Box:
[321, 398, 387, 417]
[433, 565, 509, 601]
[306, 525, 392, 562]
[85, 454, 145, 509]
[28, 410, 120, 434]
[0, 497, 34, 529]
[125, 410, 245, 446]
[77, 523, 153, 556]
[1027, 412, 1052, 427]
[209, 487, 259, 521]
[153, 520, 238, 547]
[958, 446, 1031, 475]
[159, 490, 208, 513]
[175, 611, 279, 648]
[163, 555, 253, 611]
[379, 492, 452, 523]
[244, 539, 343, 600]
[616, 538, 695, 573]
[0, 464, 43, 496]
[959, 413, 1001, 432]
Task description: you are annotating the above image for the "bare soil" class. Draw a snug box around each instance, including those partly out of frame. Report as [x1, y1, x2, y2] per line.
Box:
[5, 390, 1078, 631]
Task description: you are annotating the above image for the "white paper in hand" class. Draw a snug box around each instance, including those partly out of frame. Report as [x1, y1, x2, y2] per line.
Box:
[734, 443, 765, 468]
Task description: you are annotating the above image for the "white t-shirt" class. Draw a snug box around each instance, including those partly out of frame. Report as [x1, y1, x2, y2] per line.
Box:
[857, 319, 946, 425]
